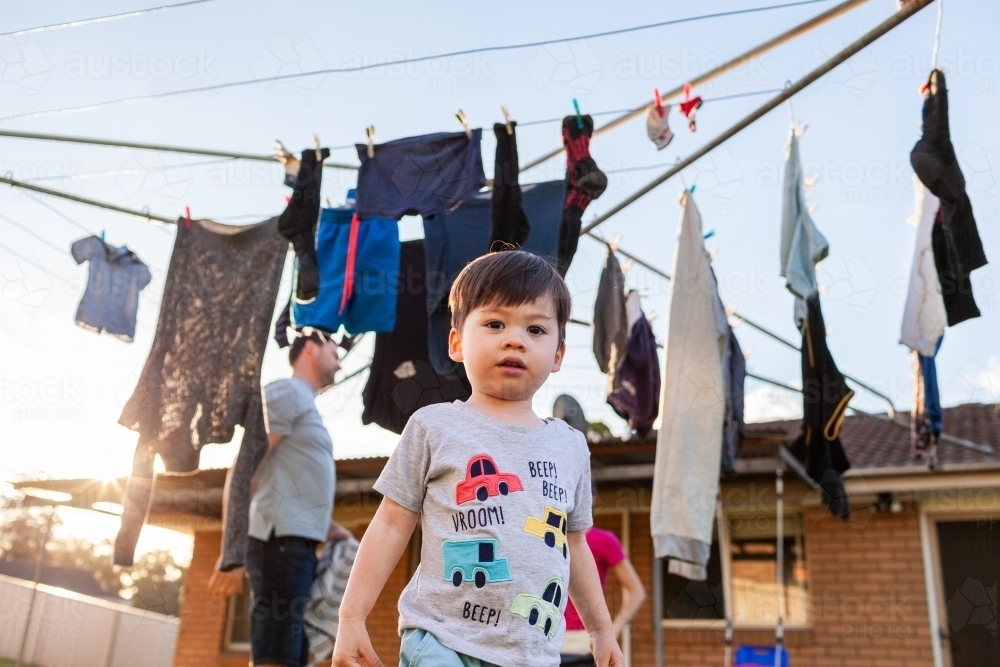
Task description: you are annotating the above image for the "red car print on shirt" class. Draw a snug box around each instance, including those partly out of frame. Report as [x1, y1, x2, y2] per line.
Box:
[456, 454, 524, 504]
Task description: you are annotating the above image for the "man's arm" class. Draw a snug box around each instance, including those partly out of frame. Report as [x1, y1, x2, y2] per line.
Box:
[609, 559, 646, 636]
[567, 531, 624, 667]
[333, 497, 419, 667]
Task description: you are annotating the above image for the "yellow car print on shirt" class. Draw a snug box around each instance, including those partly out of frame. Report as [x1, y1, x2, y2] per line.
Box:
[523, 506, 568, 558]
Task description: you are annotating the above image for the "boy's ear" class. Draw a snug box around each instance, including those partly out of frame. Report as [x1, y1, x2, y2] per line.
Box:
[550, 340, 566, 373]
[448, 328, 464, 362]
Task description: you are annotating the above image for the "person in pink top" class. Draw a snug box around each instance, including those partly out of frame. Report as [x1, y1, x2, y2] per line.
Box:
[560, 524, 647, 666]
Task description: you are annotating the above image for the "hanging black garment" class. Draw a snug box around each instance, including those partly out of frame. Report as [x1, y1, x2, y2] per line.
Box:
[279, 148, 330, 302]
[558, 114, 607, 276]
[720, 328, 746, 475]
[910, 69, 987, 326]
[790, 294, 853, 519]
[592, 249, 627, 375]
[361, 241, 471, 434]
[489, 121, 531, 249]
[115, 217, 287, 565]
[274, 298, 292, 348]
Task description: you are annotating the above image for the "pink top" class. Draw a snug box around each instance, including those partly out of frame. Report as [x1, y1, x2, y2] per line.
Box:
[564, 527, 627, 630]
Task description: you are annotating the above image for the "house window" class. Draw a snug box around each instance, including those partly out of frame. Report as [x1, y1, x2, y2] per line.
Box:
[728, 514, 808, 625]
[225, 588, 252, 650]
[660, 513, 809, 627]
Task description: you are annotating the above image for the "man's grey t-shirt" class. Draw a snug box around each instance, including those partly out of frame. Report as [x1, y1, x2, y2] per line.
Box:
[374, 401, 593, 667]
[250, 377, 335, 543]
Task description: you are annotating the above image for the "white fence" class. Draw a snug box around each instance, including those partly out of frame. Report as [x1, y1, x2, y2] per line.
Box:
[0, 573, 178, 667]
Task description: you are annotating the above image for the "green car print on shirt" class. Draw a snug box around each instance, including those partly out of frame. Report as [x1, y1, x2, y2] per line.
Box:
[509, 577, 564, 637]
[442, 539, 512, 588]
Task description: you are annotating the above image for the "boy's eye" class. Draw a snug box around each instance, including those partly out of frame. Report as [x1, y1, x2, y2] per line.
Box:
[485, 320, 504, 330]
[527, 325, 546, 335]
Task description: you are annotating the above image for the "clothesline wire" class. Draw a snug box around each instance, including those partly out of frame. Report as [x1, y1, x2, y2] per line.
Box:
[0, 88, 783, 173]
[0, 0, 221, 39]
[578, 0, 933, 237]
[0, 0, 836, 124]
[0, 175, 175, 224]
[518, 0, 869, 172]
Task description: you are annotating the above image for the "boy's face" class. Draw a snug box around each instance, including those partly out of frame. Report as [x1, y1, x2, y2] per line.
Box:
[448, 294, 565, 402]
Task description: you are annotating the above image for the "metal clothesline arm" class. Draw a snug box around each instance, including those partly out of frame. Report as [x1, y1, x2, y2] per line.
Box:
[519, 0, 870, 173]
[579, 0, 933, 236]
[0, 128, 359, 171]
[0, 175, 175, 224]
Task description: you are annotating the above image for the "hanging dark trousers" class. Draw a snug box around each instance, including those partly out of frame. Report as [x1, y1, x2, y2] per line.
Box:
[489, 121, 530, 250]
[279, 148, 330, 303]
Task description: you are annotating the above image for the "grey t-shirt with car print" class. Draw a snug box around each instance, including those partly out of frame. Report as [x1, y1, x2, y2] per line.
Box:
[374, 400, 593, 667]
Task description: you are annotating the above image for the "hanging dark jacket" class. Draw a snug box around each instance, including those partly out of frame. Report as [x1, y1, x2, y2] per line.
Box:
[607, 315, 661, 438]
[790, 294, 853, 518]
[489, 121, 531, 249]
[279, 147, 330, 302]
[592, 249, 628, 375]
[910, 69, 987, 326]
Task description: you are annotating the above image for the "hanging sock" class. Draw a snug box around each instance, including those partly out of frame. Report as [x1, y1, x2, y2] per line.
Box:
[910, 69, 988, 326]
[910, 336, 942, 469]
[279, 147, 330, 303]
[557, 114, 607, 276]
[678, 82, 703, 132]
[489, 121, 531, 249]
[645, 102, 674, 150]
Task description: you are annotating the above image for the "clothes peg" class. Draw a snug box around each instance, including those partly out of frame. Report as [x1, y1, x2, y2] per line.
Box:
[678, 82, 703, 132]
[314, 133, 322, 161]
[609, 233, 622, 251]
[620, 258, 634, 275]
[184, 206, 192, 230]
[501, 105, 513, 135]
[572, 99, 583, 130]
[100, 230, 106, 242]
[455, 110, 472, 140]
[365, 126, 375, 159]
[325, 197, 332, 208]
[652, 88, 664, 118]
[703, 229, 715, 239]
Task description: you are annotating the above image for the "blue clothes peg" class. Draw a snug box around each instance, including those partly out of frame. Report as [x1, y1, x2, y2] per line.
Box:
[572, 99, 583, 129]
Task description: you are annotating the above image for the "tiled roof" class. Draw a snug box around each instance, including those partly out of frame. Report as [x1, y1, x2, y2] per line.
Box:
[749, 402, 1000, 470]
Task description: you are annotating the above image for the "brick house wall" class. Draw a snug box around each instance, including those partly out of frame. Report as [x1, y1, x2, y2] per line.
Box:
[173, 524, 416, 667]
[172, 485, 937, 667]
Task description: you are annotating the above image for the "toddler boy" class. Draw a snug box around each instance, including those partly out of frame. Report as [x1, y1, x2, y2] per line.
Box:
[334, 251, 622, 667]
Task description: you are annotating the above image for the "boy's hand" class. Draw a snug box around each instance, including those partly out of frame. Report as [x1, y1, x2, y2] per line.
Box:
[590, 628, 625, 667]
[333, 619, 384, 667]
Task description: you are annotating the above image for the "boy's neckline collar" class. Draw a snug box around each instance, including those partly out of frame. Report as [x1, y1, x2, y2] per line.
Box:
[453, 400, 555, 432]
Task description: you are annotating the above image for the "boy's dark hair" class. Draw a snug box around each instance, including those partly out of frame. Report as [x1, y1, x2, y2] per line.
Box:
[449, 250, 572, 341]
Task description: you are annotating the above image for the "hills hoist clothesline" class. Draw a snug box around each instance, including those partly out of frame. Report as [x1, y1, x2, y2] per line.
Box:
[0, 0, 985, 460]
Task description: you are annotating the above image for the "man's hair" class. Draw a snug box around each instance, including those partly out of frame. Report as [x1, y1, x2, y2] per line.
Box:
[449, 250, 572, 341]
[288, 329, 329, 366]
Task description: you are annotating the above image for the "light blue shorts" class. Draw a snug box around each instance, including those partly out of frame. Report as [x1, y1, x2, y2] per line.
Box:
[400, 628, 500, 667]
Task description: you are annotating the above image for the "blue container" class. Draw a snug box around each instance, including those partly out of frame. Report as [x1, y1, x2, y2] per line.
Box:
[734, 645, 788, 667]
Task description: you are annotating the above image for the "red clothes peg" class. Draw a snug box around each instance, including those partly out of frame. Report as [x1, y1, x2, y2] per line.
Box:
[678, 82, 703, 132]
[184, 206, 192, 229]
[653, 88, 664, 118]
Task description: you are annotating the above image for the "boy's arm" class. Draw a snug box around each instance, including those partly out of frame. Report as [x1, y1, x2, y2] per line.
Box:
[567, 530, 625, 667]
[334, 497, 419, 667]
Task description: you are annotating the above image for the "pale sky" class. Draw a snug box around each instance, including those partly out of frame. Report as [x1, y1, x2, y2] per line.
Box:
[1, 0, 997, 558]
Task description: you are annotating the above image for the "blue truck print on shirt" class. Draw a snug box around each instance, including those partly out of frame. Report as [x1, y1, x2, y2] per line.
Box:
[442, 538, 512, 588]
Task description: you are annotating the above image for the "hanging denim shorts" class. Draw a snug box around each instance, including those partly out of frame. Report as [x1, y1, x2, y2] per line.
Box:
[245, 533, 319, 667]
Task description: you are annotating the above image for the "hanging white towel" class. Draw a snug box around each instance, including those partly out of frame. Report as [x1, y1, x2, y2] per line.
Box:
[779, 125, 828, 327]
[651, 192, 728, 581]
[900, 176, 946, 357]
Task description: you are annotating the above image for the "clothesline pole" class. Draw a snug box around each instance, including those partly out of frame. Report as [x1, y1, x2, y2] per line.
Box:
[518, 0, 870, 173]
[0, 128, 359, 171]
[579, 0, 934, 236]
[0, 175, 175, 224]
